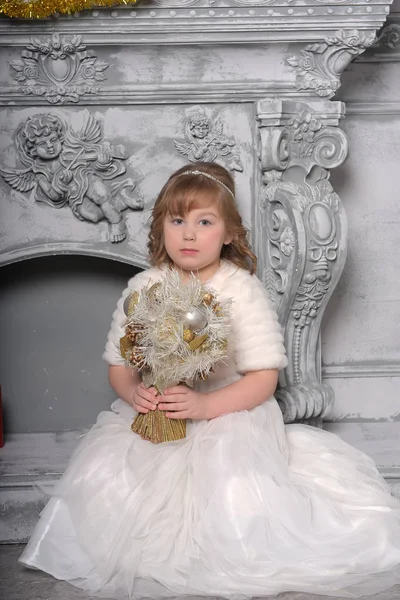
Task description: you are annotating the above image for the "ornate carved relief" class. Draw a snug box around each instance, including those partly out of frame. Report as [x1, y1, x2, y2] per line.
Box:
[287, 29, 375, 98]
[174, 107, 243, 172]
[10, 33, 109, 105]
[0, 112, 143, 243]
[374, 23, 400, 49]
[256, 99, 348, 425]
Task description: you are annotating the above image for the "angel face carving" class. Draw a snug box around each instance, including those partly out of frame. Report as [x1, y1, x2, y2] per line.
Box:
[174, 109, 243, 172]
[21, 114, 64, 161]
[189, 116, 210, 140]
[32, 131, 63, 160]
[0, 114, 143, 243]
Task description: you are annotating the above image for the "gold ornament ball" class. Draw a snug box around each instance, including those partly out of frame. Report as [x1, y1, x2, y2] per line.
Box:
[123, 291, 139, 316]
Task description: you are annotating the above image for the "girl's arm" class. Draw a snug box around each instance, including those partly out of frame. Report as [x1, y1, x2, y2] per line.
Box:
[205, 369, 278, 420]
[108, 365, 140, 406]
[160, 369, 278, 420]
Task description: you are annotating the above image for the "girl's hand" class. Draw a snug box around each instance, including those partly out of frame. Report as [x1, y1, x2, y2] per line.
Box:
[132, 382, 158, 414]
[158, 385, 209, 420]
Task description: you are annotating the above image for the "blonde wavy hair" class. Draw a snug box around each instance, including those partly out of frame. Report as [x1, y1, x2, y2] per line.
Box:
[148, 162, 257, 274]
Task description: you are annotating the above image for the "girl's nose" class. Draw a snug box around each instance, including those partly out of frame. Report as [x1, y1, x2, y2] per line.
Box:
[183, 227, 195, 241]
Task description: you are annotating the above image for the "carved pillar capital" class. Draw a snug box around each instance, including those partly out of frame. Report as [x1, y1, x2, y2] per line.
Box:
[255, 98, 348, 425]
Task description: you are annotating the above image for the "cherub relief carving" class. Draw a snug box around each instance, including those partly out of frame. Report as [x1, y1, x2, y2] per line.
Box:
[174, 109, 243, 172]
[0, 114, 143, 242]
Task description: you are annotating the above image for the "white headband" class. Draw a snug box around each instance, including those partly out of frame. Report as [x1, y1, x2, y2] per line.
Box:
[177, 169, 235, 199]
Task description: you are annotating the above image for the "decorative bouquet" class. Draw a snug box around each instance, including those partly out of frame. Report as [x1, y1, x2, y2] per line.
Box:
[120, 269, 231, 444]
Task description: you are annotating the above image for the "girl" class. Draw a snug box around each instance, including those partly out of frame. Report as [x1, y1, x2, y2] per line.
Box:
[20, 162, 400, 599]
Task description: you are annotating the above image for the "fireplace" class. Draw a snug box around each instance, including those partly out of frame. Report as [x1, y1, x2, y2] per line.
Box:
[0, 0, 398, 542]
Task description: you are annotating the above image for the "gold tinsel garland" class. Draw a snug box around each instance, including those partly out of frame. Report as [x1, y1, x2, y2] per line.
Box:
[0, 0, 139, 20]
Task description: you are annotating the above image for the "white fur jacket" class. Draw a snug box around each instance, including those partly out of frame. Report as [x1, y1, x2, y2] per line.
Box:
[103, 260, 288, 393]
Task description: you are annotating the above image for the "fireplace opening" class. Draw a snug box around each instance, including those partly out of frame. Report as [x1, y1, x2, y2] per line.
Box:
[0, 255, 140, 436]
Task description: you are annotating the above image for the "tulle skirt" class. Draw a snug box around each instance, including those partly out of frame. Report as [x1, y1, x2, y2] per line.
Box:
[20, 398, 400, 599]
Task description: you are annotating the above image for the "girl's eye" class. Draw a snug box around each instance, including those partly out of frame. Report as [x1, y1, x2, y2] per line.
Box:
[172, 218, 184, 225]
[199, 219, 212, 226]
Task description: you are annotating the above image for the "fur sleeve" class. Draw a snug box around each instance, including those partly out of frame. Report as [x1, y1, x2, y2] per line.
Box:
[102, 269, 159, 366]
[233, 273, 288, 373]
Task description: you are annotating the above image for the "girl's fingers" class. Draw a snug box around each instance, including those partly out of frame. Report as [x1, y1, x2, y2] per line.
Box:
[140, 383, 158, 396]
[163, 386, 188, 395]
[158, 402, 183, 411]
[160, 393, 185, 404]
[166, 410, 189, 419]
[138, 389, 159, 404]
[134, 397, 157, 411]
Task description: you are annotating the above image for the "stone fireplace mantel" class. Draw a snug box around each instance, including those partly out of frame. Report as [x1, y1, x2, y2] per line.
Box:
[0, 0, 397, 542]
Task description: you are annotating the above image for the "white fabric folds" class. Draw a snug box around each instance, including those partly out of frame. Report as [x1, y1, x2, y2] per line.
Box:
[20, 262, 400, 599]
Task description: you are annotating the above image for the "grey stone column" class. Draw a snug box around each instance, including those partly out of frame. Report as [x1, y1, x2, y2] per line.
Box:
[255, 99, 348, 425]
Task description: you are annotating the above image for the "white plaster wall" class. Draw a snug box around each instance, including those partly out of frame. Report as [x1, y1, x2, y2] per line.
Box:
[322, 7, 400, 421]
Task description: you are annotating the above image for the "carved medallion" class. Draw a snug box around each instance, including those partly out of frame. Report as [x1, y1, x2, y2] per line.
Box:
[10, 33, 109, 105]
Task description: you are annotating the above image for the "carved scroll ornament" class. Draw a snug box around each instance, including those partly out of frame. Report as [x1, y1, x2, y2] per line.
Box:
[256, 100, 348, 426]
[0, 112, 143, 243]
[374, 24, 400, 50]
[287, 29, 376, 98]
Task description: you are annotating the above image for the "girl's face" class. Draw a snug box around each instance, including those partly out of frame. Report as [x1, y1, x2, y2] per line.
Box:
[163, 200, 233, 282]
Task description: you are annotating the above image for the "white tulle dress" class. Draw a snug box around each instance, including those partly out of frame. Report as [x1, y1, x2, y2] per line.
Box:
[20, 261, 400, 599]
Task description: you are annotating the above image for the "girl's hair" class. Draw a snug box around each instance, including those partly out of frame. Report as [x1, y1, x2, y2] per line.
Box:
[148, 162, 257, 274]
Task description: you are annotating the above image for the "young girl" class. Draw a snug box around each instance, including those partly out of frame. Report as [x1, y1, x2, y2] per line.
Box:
[20, 162, 400, 599]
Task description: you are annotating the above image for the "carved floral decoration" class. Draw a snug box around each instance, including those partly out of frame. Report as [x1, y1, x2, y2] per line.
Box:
[174, 108, 243, 172]
[268, 180, 338, 322]
[10, 34, 109, 105]
[374, 24, 400, 50]
[0, 112, 143, 243]
[286, 29, 376, 98]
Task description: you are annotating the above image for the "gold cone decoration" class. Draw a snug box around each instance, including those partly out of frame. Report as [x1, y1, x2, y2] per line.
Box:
[1, 0, 139, 20]
[131, 408, 186, 444]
